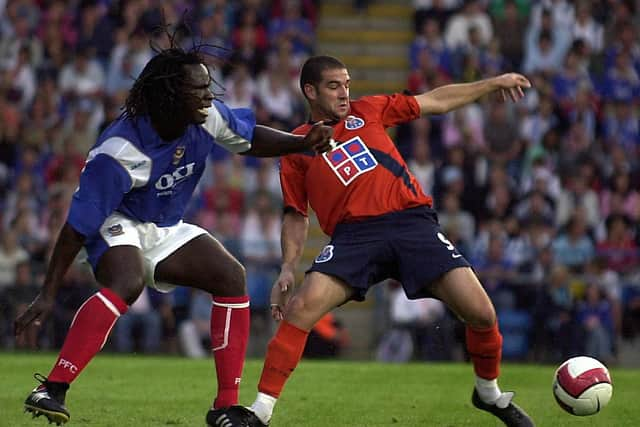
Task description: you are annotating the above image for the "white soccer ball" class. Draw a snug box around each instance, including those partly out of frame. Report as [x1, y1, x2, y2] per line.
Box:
[552, 356, 613, 416]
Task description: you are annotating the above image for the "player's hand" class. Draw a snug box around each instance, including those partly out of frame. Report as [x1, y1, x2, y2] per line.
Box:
[302, 121, 334, 153]
[494, 73, 531, 103]
[15, 293, 56, 335]
[270, 268, 296, 321]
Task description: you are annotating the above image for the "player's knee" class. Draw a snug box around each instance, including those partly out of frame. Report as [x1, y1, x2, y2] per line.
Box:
[224, 259, 247, 296]
[465, 304, 497, 329]
[286, 294, 307, 315]
[107, 276, 145, 305]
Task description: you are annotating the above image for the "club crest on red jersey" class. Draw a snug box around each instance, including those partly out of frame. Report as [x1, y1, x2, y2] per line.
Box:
[315, 245, 335, 263]
[344, 115, 365, 130]
[322, 136, 378, 185]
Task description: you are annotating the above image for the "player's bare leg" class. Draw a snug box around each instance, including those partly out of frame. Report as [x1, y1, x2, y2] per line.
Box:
[239, 272, 353, 426]
[431, 267, 534, 427]
[154, 234, 251, 426]
[24, 246, 144, 425]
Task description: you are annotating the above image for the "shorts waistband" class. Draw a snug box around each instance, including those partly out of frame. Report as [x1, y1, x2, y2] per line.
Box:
[334, 205, 432, 233]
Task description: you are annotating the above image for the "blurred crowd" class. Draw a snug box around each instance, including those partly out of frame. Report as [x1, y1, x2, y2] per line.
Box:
[382, 0, 640, 365]
[0, 0, 638, 365]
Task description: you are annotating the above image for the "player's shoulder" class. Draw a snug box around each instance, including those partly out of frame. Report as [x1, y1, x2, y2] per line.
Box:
[90, 117, 150, 165]
[291, 123, 312, 135]
[348, 95, 390, 116]
[352, 93, 410, 108]
[97, 116, 139, 146]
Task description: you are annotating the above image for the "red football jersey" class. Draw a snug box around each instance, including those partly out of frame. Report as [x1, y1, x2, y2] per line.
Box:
[280, 93, 433, 236]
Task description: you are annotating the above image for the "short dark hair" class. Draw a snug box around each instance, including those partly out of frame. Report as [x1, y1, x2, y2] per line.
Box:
[299, 55, 346, 99]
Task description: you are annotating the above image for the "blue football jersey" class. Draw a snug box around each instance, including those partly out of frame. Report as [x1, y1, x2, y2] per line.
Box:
[67, 100, 256, 238]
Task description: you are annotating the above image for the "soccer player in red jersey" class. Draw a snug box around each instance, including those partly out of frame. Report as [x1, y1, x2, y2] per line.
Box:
[221, 55, 534, 427]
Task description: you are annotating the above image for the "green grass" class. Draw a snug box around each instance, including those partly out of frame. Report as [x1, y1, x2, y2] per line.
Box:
[1, 352, 638, 426]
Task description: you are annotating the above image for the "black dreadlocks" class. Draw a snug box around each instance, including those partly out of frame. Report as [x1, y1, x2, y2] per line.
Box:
[124, 19, 225, 123]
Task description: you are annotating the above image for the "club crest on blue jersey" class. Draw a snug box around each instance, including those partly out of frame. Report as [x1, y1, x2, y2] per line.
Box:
[315, 245, 335, 263]
[172, 146, 185, 165]
[322, 136, 378, 185]
[344, 115, 365, 130]
[107, 224, 124, 236]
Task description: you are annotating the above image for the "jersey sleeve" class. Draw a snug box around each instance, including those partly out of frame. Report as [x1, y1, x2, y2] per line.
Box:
[202, 99, 256, 153]
[67, 154, 132, 237]
[279, 154, 309, 216]
[361, 94, 421, 128]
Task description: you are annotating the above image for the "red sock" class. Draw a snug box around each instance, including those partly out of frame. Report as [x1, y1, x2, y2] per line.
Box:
[48, 288, 128, 384]
[257, 320, 309, 398]
[465, 323, 503, 380]
[211, 295, 250, 409]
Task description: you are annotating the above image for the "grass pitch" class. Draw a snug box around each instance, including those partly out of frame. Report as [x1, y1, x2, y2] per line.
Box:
[0, 352, 638, 426]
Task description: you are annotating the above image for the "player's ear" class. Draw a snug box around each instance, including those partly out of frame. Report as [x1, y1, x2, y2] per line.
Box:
[303, 83, 317, 100]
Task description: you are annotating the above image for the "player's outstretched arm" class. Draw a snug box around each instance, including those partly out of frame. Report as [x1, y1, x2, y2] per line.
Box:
[415, 73, 532, 115]
[14, 223, 85, 335]
[241, 122, 333, 157]
[270, 210, 309, 321]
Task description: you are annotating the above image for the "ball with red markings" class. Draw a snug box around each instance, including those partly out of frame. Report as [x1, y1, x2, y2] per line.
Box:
[553, 356, 613, 416]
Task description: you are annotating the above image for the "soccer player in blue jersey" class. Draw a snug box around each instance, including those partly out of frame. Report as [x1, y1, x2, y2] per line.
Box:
[14, 44, 333, 426]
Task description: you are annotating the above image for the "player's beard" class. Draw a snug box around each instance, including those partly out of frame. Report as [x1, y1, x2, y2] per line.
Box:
[329, 102, 349, 122]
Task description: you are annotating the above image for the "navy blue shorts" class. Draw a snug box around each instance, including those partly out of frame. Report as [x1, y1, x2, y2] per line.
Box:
[307, 206, 470, 301]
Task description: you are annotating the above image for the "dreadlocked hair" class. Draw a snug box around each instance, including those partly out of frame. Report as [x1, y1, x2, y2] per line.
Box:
[124, 14, 226, 122]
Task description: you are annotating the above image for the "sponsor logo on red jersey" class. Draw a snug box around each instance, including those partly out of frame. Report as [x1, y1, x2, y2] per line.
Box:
[322, 136, 377, 185]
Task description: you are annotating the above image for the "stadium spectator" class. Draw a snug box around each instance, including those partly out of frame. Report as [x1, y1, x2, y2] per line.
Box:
[113, 287, 168, 354]
[57, 44, 105, 102]
[407, 48, 452, 95]
[231, 7, 268, 54]
[407, 135, 436, 196]
[177, 289, 213, 358]
[3, 45, 37, 111]
[438, 190, 475, 250]
[0, 229, 29, 290]
[532, 264, 575, 362]
[228, 55, 535, 427]
[522, 8, 572, 75]
[376, 281, 448, 362]
[519, 95, 559, 146]
[442, 103, 485, 148]
[551, 209, 595, 273]
[571, 1, 603, 54]
[444, 0, 493, 50]
[576, 284, 615, 363]
[583, 256, 623, 338]
[409, 17, 453, 74]
[15, 34, 334, 427]
[492, 0, 527, 69]
[474, 232, 518, 309]
[255, 59, 299, 128]
[267, 0, 314, 56]
[304, 311, 350, 358]
[596, 214, 639, 276]
[529, 0, 575, 31]
[555, 173, 600, 229]
[222, 62, 257, 109]
[412, 0, 459, 34]
[241, 189, 282, 355]
[599, 171, 640, 222]
[483, 99, 520, 175]
[2, 260, 40, 349]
